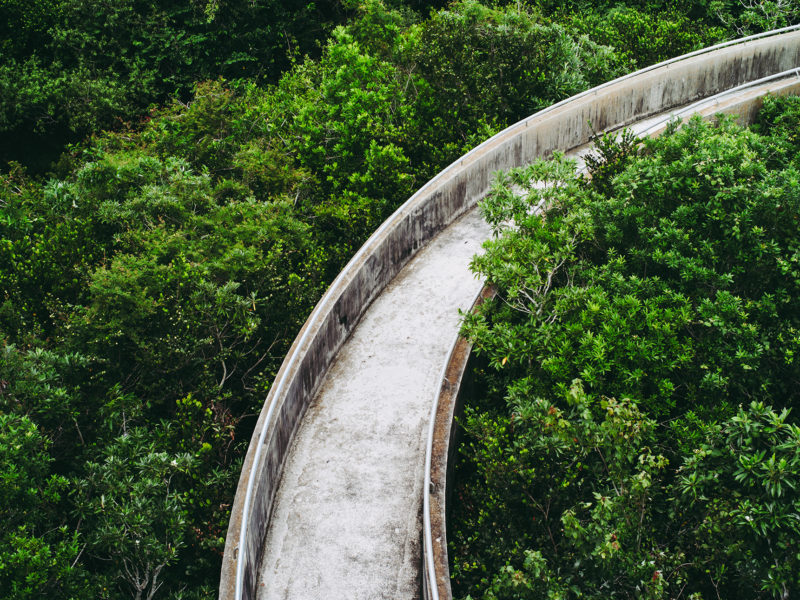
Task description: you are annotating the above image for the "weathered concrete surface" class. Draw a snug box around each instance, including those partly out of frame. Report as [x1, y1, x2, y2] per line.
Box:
[255, 209, 490, 600]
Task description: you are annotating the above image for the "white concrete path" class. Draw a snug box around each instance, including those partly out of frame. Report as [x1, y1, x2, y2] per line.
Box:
[257, 209, 490, 600]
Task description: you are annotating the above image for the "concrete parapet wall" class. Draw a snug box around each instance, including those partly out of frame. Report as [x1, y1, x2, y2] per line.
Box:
[221, 27, 800, 600]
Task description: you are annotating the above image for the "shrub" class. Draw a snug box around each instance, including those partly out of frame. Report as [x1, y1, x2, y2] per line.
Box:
[453, 105, 800, 598]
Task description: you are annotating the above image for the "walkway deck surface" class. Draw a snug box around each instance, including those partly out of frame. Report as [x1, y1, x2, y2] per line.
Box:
[257, 208, 491, 600]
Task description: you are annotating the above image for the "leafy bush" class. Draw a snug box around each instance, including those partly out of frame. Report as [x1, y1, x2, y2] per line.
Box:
[453, 387, 800, 598]
[566, 5, 726, 70]
[453, 103, 800, 598]
[711, 0, 800, 35]
[0, 0, 351, 171]
[412, 0, 621, 140]
[465, 114, 800, 421]
[74, 428, 195, 600]
[0, 414, 89, 599]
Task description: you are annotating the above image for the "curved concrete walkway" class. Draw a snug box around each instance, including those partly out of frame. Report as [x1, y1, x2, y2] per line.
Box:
[256, 209, 490, 600]
[251, 71, 800, 600]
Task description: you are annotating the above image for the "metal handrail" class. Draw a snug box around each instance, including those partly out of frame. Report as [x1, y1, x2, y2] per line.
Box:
[422, 325, 463, 600]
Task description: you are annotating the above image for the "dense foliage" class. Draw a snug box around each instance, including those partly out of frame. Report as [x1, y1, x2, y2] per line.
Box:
[0, 0, 617, 596]
[451, 98, 800, 599]
[0, 0, 359, 171]
[2, 0, 795, 596]
[0, 0, 741, 173]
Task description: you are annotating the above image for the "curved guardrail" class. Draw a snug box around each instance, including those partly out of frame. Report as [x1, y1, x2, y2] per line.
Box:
[220, 25, 800, 600]
[421, 50, 800, 600]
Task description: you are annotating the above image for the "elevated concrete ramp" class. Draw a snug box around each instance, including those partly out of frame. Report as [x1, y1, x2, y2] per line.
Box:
[257, 209, 489, 599]
[221, 27, 800, 600]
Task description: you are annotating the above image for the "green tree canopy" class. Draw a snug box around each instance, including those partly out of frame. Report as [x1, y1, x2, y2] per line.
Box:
[453, 100, 800, 599]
